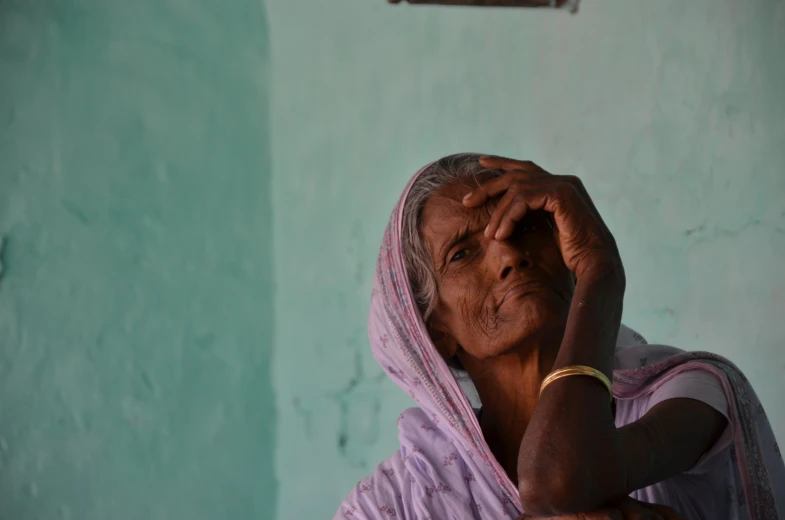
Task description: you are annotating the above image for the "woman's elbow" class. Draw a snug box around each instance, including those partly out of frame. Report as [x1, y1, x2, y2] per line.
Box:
[517, 434, 627, 514]
[518, 469, 597, 516]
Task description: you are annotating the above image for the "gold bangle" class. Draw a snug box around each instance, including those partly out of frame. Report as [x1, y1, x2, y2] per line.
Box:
[539, 365, 613, 400]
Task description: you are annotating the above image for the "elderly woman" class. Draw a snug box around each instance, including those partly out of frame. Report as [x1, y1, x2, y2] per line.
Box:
[334, 154, 784, 519]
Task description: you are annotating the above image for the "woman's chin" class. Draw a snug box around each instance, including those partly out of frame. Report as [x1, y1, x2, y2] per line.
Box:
[502, 290, 570, 320]
[498, 295, 570, 340]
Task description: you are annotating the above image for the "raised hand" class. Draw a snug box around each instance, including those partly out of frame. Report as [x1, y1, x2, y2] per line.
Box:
[462, 156, 621, 280]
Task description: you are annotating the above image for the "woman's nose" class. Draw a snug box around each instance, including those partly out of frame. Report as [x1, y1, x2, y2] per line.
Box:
[490, 240, 533, 280]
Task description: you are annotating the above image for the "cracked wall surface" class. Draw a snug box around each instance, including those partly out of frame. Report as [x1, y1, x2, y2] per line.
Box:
[267, 0, 785, 517]
[0, 2, 276, 519]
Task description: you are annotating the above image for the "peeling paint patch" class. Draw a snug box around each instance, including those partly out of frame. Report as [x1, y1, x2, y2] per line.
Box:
[61, 200, 93, 226]
[292, 396, 315, 438]
[330, 350, 386, 469]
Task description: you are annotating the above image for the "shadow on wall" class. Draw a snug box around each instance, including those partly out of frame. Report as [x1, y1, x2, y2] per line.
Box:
[0, 1, 277, 519]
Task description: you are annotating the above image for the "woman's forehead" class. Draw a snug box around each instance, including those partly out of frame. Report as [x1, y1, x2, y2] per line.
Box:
[430, 172, 497, 196]
[421, 188, 495, 244]
[425, 193, 482, 221]
[423, 178, 497, 216]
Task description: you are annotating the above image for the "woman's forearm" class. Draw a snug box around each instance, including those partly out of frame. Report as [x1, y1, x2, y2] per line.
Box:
[516, 265, 728, 517]
[553, 263, 625, 374]
[517, 265, 628, 516]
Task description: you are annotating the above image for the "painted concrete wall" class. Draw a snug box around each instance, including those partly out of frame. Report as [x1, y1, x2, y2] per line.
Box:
[0, 2, 276, 519]
[1, 0, 783, 518]
[268, 0, 784, 517]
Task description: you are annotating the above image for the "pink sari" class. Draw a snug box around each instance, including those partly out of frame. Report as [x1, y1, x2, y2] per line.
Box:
[335, 161, 785, 519]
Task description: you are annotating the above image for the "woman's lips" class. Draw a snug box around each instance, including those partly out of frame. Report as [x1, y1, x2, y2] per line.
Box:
[500, 280, 549, 305]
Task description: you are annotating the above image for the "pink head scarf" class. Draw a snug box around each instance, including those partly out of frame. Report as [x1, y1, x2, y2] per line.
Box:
[335, 157, 785, 519]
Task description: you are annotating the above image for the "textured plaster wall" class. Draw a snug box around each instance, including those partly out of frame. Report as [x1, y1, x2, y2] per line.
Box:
[0, 2, 276, 519]
[268, 0, 785, 517]
[0, 0, 782, 518]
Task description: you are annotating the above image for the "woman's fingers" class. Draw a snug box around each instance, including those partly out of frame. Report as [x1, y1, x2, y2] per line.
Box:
[463, 156, 550, 208]
[518, 508, 623, 520]
[489, 184, 575, 242]
[492, 190, 530, 240]
[641, 503, 685, 520]
[483, 182, 527, 239]
[463, 171, 539, 208]
[465, 156, 620, 277]
[614, 499, 664, 520]
[479, 155, 548, 174]
[517, 500, 684, 520]
[473, 155, 603, 224]
[577, 508, 624, 520]
[612, 498, 685, 520]
[468, 175, 551, 240]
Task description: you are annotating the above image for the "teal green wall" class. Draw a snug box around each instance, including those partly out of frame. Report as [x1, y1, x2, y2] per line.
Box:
[0, 2, 276, 519]
[268, 0, 785, 517]
[1, 0, 783, 518]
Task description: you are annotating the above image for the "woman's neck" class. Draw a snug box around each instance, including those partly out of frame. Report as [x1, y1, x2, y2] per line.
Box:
[459, 338, 561, 483]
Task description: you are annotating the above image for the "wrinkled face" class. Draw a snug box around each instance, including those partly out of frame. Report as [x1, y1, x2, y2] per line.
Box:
[421, 179, 575, 361]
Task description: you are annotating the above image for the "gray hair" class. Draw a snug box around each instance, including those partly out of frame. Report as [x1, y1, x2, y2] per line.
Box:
[401, 153, 504, 322]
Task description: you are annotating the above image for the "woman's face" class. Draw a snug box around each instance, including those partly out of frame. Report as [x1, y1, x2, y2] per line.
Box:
[421, 178, 575, 360]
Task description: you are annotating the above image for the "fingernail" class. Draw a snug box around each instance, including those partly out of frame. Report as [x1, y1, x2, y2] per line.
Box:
[484, 225, 491, 237]
[463, 193, 472, 203]
[495, 228, 504, 240]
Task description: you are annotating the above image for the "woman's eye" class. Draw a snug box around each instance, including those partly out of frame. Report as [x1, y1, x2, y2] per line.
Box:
[519, 221, 537, 234]
[514, 222, 539, 237]
[450, 249, 470, 262]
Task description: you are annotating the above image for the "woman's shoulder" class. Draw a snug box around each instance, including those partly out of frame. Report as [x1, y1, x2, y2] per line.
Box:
[395, 407, 454, 447]
[613, 343, 730, 417]
[613, 342, 686, 371]
[613, 350, 735, 474]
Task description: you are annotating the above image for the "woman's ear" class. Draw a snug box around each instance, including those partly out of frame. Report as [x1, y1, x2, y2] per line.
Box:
[426, 314, 459, 360]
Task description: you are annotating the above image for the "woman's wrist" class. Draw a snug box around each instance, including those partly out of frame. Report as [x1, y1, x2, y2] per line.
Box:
[552, 263, 625, 375]
[576, 255, 626, 291]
